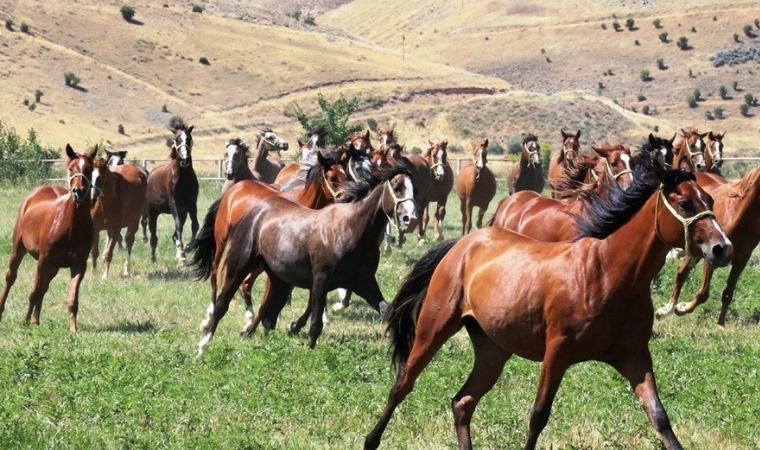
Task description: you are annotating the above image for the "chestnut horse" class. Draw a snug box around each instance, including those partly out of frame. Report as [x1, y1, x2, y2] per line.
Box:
[422, 139, 454, 241]
[655, 163, 760, 325]
[454, 139, 497, 234]
[249, 128, 289, 183]
[221, 138, 254, 195]
[191, 151, 347, 335]
[197, 161, 418, 353]
[340, 129, 375, 182]
[547, 129, 581, 198]
[508, 134, 545, 195]
[672, 127, 707, 171]
[364, 154, 733, 450]
[146, 125, 199, 263]
[275, 128, 330, 186]
[90, 156, 148, 278]
[0, 144, 98, 332]
[105, 149, 149, 245]
[704, 131, 725, 176]
[584, 139, 634, 191]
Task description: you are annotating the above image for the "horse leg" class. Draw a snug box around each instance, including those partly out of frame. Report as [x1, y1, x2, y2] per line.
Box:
[240, 268, 265, 334]
[365, 281, 464, 450]
[305, 278, 331, 349]
[675, 260, 714, 315]
[175, 210, 188, 262]
[420, 203, 431, 245]
[148, 209, 159, 263]
[451, 320, 512, 449]
[123, 222, 138, 276]
[417, 201, 429, 244]
[459, 198, 467, 235]
[331, 289, 353, 315]
[101, 229, 117, 279]
[0, 241, 27, 323]
[141, 206, 149, 243]
[655, 256, 696, 318]
[475, 205, 488, 230]
[67, 263, 86, 332]
[610, 349, 683, 450]
[91, 231, 100, 271]
[187, 204, 200, 250]
[243, 276, 292, 336]
[718, 252, 751, 326]
[523, 342, 571, 450]
[352, 278, 389, 318]
[26, 264, 59, 326]
[435, 202, 447, 241]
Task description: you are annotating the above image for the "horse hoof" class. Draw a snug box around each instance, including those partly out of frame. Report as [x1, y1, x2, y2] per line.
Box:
[331, 302, 346, 315]
[674, 303, 692, 316]
[379, 301, 389, 320]
[654, 306, 671, 319]
[288, 322, 300, 334]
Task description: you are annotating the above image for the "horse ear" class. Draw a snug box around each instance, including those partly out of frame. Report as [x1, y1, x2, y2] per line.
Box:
[316, 150, 327, 166]
[187, 125, 194, 134]
[297, 139, 305, 147]
[483, 139, 489, 149]
[648, 133, 656, 145]
[669, 133, 677, 144]
[363, 129, 370, 140]
[561, 130, 569, 139]
[65, 144, 76, 160]
[119, 151, 128, 157]
[699, 132, 708, 139]
[576, 130, 581, 139]
[428, 139, 434, 147]
[88, 144, 99, 159]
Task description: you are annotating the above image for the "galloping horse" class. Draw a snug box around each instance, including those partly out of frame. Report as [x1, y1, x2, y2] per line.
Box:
[105, 149, 149, 245]
[274, 128, 328, 186]
[146, 125, 199, 263]
[191, 152, 347, 335]
[704, 131, 725, 176]
[422, 139, 454, 241]
[90, 156, 148, 278]
[340, 129, 374, 181]
[585, 139, 634, 191]
[508, 134, 545, 195]
[673, 127, 707, 171]
[454, 139, 497, 234]
[198, 161, 418, 353]
[547, 129, 581, 198]
[249, 128, 289, 183]
[364, 152, 733, 450]
[221, 138, 254, 195]
[656, 162, 760, 325]
[0, 144, 98, 332]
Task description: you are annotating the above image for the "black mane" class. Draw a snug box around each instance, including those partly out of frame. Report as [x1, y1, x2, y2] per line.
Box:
[339, 159, 411, 204]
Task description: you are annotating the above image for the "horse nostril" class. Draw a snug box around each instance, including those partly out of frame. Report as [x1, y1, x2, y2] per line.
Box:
[712, 244, 724, 260]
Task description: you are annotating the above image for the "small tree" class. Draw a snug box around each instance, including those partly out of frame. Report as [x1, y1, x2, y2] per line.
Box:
[637, 94, 646, 101]
[642, 105, 650, 115]
[740, 103, 750, 116]
[34, 90, 43, 103]
[304, 15, 316, 26]
[5, 19, 13, 31]
[118, 124, 125, 135]
[704, 111, 714, 121]
[199, 56, 210, 65]
[734, 33, 741, 43]
[658, 32, 669, 43]
[612, 21, 621, 31]
[714, 107, 725, 119]
[656, 58, 665, 70]
[120, 5, 135, 22]
[289, 94, 362, 146]
[745, 93, 757, 106]
[653, 18, 662, 29]
[733, 81, 740, 91]
[677, 36, 689, 50]
[287, 10, 302, 21]
[744, 25, 755, 37]
[693, 89, 702, 101]
[20, 23, 29, 33]
[63, 72, 81, 88]
[640, 69, 651, 82]
[161, 104, 169, 113]
[625, 18, 635, 31]
[687, 95, 698, 108]
[719, 86, 728, 99]
[192, 4, 203, 13]
[690, 26, 697, 33]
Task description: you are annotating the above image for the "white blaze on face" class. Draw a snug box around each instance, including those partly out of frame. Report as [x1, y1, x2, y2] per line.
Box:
[396, 176, 417, 231]
[693, 139, 705, 168]
[178, 131, 190, 160]
[620, 153, 633, 181]
[107, 156, 121, 167]
[225, 144, 238, 175]
[529, 144, 540, 165]
[713, 141, 723, 164]
[475, 148, 484, 170]
[435, 148, 445, 177]
[91, 167, 101, 200]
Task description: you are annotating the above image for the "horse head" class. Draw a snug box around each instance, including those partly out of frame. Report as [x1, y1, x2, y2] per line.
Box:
[473, 139, 489, 179]
[427, 138, 449, 180]
[65, 143, 97, 207]
[646, 133, 675, 169]
[170, 125, 194, 168]
[376, 127, 396, 150]
[90, 156, 110, 203]
[224, 138, 249, 180]
[522, 135, 541, 168]
[674, 128, 707, 172]
[348, 129, 373, 156]
[383, 169, 418, 234]
[106, 150, 128, 167]
[560, 129, 581, 163]
[317, 151, 348, 200]
[259, 128, 289, 154]
[706, 131, 725, 170]
[592, 141, 634, 190]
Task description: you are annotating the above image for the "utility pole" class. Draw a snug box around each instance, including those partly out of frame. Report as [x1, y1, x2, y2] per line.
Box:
[402, 34, 405, 61]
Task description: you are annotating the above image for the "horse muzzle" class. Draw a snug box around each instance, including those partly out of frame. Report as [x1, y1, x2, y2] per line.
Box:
[72, 188, 87, 207]
[180, 159, 191, 169]
[700, 237, 733, 268]
[397, 203, 418, 233]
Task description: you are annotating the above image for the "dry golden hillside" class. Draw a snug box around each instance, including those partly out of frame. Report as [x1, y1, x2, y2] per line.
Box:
[0, 0, 758, 160]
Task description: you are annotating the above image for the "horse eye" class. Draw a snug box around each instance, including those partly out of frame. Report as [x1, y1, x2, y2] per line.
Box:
[678, 200, 689, 210]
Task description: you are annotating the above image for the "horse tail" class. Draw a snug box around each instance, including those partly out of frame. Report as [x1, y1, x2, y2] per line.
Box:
[189, 197, 221, 280]
[387, 238, 460, 369]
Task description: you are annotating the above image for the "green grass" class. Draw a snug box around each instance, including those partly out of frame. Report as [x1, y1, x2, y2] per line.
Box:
[0, 179, 759, 449]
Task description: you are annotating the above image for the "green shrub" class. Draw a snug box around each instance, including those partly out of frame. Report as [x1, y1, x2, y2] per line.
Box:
[719, 86, 728, 99]
[22, 99, 29, 106]
[705, 111, 714, 121]
[714, 106, 725, 119]
[63, 72, 80, 88]
[288, 93, 362, 146]
[687, 95, 698, 108]
[410, 146, 422, 155]
[34, 90, 43, 103]
[677, 36, 689, 50]
[120, 5, 135, 22]
[304, 15, 316, 26]
[0, 121, 59, 183]
[634, 39, 640, 46]
[656, 58, 665, 70]
[612, 21, 621, 31]
[734, 33, 741, 43]
[690, 26, 697, 33]
[118, 124, 125, 134]
[637, 94, 646, 101]
[639, 69, 651, 81]
[161, 104, 169, 113]
[744, 93, 756, 106]
[487, 140, 505, 155]
[506, 134, 523, 155]
[287, 10, 302, 21]
[653, 19, 661, 28]
[744, 25, 754, 37]
[626, 18, 635, 30]
[28, 103, 36, 112]
[20, 23, 29, 33]
[658, 32, 668, 43]
[693, 89, 701, 101]
[642, 105, 650, 115]
[199, 57, 210, 65]
[601, 23, 607, 30]
[733, 81, 740, 91]
[5, 19, 13, 31]
[192, 4, 203, 13]
[740, 103, 750, 116]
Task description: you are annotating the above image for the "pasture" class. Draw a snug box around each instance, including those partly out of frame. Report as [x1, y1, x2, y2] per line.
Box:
[0, 176, 759, 449]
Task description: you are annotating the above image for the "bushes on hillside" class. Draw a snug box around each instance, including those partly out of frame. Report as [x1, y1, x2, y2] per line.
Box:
[120, 6, 135, 22]
[0, 121, 59, 183]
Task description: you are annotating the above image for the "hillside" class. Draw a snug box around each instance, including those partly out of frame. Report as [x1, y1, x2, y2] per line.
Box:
[0, 0, 758, 161]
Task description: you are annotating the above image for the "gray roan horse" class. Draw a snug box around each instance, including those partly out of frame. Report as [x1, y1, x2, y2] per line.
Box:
[197, 161, 418, 354]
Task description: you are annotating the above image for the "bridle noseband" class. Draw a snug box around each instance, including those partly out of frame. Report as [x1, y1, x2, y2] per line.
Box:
[322, 173, 344, 200]
[524, 142, 539, 167]
[654, 187, 715, 259]
[383, 179, 415, 231]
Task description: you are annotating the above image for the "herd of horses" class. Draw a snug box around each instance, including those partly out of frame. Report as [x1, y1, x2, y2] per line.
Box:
[1, 122, 756, 449]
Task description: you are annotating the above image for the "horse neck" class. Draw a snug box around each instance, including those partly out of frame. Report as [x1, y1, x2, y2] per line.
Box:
[235, 160, 255, 182]
[290, 178, 331, 209]
[346, 182, 393, 244]
[253, 140, 271, 171]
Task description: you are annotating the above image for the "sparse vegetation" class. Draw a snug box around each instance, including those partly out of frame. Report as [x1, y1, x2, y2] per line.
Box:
[304, 15, 316, 26]
[743, 25, 755, 38]
[168, 115, 186, 129]
[34, 90, 43, 103]
[199, 57, 210, 65]
[28, 103, 36, 112]
[625, 18, 635, 31]
[688, 68, 694, 78]
[192, 4, 203, 13]
[22, 99, 29, 106]
[734, 33, 741, 43]
[744, 93, 757, 106]
[0, 121, 59, 183]
[612, 21, 621, 32]
[118, 124, 125, 134]
[714, 106, 725, 119]
[657, 58, 666, 70]
[20, 23, 29, 33]
[658, 32, 669, 43]
[690, 26, 697, 33]
[642, 105, 650, 115]
[634, 40, 640, 46]
[704, 110, 714, 121]
[677, 36, 689, 50]
[740, 103, 750, 116]
[601, 23, 607, 30]
[287, 10, 302, 21]
[120, 5, 135, 22]
[5, 19, 13, 31]
[653, 18, 662, 29]
[639, 69, 651, 82]
[719, 86, 728, 99]
[161, 104, 169, 113]
[63, 72, 81, 88]
[637, 94, 646, 101]
[687, 95, 698, 108]
[693, 89, 702, 102]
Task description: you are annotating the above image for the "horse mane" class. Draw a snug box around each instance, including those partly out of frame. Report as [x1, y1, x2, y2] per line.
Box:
[522, 134, 538, 145]
[575, 149, 696, 239]
[550, 153, 599, 193]
[302, 151, 342, 186]
[592, 137, 627, 152]
[339, 159, 411, 204]
[723, 165, 760, 198]
[253, 128, 274, 147]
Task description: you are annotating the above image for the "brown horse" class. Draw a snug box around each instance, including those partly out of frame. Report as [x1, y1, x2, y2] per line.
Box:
[508, 134, 545, 195]
[584, 139, 634, 191]
[146, 125, 199, 263]
[704, 131, 725, 176]
[220, 138, 255, 195]
[197, 161, 418, 353]
[454, 139, 497, 234]
[274, 128, 328, 186]
[340, 129, 375, 182]
[191, 151, 347, 335]
[547, 129, 581, 198]
[90, 156, 148, 278]
[672, 127, 707, 171]
[249, 128, 289, 183]
[105, 149, 149, 245]
[364, 156, 733, 450]
[0, 144, 98, 332]
[655, 163, 760, 325]
[422, 138, 454, 241]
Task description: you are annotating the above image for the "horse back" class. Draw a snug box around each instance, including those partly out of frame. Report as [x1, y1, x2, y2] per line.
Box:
[97, 164, 148, 228]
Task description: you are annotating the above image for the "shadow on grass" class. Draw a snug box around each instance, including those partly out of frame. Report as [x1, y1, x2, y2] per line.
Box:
[146, 267, 194, 280]
[97, 320, 157, 333]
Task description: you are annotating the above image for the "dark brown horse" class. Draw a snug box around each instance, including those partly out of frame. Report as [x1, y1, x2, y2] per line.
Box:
[197, 161, 418, 354]
[340, 129, 375, 182]
[422, 138, 454, 241]
[274, 128, 329, 186]
[191, 151, 347, 335]
[508, 134, 545, 195]
[673, 127, 707, 171]
[547, 129, 581, 198]
[0, 144, 98, 332]
[249, 128, 289, 183]
[90, 156, 148, 278]
[221, 138, 254, 195]
[146, 125, 199, 263]
[704, 131, 725, 176]
[655, 163, 760, 325]
[364, 155, 732, 450]
[454, 139, 497, 234]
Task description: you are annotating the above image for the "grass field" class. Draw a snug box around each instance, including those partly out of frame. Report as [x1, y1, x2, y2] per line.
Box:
[0, 175, 759, 449]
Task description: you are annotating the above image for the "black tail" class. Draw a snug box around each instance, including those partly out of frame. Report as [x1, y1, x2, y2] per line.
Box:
[189, 198, 221, 281]
[387, 238, 460, 369]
